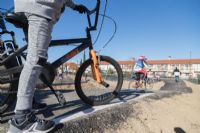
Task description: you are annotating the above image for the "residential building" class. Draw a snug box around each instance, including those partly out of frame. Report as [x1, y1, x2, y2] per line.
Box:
[64, 58, 200, 79]
[118, 59, 200, 79]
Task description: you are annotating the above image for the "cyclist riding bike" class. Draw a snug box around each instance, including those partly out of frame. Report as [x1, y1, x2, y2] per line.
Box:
[8, 0, 88, 133]
[173, 67, 181, 82]
[133, 55, 149, 81]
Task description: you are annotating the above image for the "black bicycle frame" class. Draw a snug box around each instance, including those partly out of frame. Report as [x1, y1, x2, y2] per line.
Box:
[0, 30, 93, 67]
[51, 38, 92, 68]
[0, 0, 100, 77]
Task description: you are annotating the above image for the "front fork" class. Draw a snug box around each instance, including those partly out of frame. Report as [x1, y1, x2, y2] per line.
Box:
[89, 49, 102, 83]
[89, 49, 109, 87]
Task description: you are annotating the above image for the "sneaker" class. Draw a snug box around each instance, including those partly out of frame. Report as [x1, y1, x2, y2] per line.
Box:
[32, 100, 47, 113]
[7, 111, 55, 133]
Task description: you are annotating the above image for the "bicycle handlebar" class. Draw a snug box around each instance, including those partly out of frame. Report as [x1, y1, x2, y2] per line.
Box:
[86, 0, 100, 31]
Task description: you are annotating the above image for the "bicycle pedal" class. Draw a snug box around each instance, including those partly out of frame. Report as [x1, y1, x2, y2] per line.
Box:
[56, 91, 67, 106]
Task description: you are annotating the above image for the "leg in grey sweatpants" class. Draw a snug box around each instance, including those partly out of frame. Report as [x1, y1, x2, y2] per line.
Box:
[15, 14, 54, 111]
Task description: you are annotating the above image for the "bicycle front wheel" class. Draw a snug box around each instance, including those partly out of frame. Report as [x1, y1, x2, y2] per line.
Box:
[144, 78, 154, 90]
[75, 55, 123, 106]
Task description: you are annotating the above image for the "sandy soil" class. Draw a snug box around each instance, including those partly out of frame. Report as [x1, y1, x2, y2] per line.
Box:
[151, 81, 165, 91]
[105, 81, 200, 133]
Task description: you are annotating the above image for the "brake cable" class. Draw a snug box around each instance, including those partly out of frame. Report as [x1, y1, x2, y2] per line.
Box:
[97, 14, 117, 53]
[92, 0, 118, 54]
[93, 0, 108, 45]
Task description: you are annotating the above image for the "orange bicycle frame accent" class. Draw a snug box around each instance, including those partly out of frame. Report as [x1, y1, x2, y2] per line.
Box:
[89, 49, 102, 83]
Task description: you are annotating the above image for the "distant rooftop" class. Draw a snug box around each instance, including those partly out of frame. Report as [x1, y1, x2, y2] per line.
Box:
[64, 59, 200, 65]
[118, 59, 200, 65]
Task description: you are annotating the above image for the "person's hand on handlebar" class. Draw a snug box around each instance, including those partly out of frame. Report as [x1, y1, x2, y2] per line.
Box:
[74, 4, 88, 14]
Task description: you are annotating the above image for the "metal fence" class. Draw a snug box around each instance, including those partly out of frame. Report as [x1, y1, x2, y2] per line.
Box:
[188, 74, 200, 84]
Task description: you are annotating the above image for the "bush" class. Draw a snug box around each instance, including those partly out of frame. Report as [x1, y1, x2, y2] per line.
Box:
[123, 71, 132, 80]
[188, 74, 200, 84]
[197, 74, 200, 84]
[107, 68, 114, 75]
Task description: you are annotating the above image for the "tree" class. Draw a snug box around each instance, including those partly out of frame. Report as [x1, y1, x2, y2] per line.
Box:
[107, 68, 114, 75]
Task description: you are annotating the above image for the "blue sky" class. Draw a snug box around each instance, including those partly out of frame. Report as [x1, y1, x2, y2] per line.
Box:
[0, 0, 200, 63]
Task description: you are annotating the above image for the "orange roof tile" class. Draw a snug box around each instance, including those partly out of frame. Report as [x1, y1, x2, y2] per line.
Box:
[116, 59, 200, 65]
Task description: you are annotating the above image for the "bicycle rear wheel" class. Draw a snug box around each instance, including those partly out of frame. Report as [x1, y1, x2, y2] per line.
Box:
[128, 79, 139, 90]
[0, 59, 19, 114]
[75, 55, 123, 106]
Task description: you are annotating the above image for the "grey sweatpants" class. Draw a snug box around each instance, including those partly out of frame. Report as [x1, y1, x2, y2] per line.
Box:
[15, 13, 54, 111]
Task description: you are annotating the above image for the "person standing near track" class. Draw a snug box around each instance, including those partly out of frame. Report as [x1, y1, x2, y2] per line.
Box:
[8, 0, 88, 132]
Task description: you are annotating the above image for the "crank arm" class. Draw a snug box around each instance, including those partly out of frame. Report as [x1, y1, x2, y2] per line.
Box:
[55, 91, 67, 106]
[39, 74, 67, 106]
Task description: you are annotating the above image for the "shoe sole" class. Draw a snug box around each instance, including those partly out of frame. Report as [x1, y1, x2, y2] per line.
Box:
[7, 123, 55, 133]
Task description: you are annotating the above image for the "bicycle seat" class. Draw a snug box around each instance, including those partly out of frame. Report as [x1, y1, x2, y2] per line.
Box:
[5, 12, 28, 29]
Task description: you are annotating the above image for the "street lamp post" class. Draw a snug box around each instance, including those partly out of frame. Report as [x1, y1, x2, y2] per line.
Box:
[168, 56, 171, 77]
[189, 50, 192, 78]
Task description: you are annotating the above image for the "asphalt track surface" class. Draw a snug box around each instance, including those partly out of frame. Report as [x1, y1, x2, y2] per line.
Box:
[0, 79, 192, 133]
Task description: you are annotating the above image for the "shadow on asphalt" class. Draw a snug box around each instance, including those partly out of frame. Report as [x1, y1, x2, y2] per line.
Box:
[116, 89, 154, 103]
[42, 88, 151, 119]
[0, 88, 149, 124]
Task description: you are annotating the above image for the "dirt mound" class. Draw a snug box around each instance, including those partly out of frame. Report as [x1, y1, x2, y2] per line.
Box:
[160, 80, 192, 93]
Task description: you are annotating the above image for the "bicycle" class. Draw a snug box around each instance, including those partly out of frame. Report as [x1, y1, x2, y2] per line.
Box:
[128, 72, 154, 90]
[0, 0, 123, 114]
[175, 76, 180, 82]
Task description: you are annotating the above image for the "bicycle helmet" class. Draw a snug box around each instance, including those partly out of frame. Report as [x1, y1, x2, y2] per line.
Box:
[139, 55, 148, 61]
[139, 55, 145, 61]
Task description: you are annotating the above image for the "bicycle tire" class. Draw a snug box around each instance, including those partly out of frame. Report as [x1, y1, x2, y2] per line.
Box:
[75, 55, 123, 106]
[144, 78, 154, 90]
[0, 58, 19, 114]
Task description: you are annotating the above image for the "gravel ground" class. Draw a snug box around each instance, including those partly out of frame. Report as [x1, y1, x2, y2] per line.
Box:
[50, 79, 194, 133]
[0, 79, 195, 133]
[105, 80, 199, 133]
